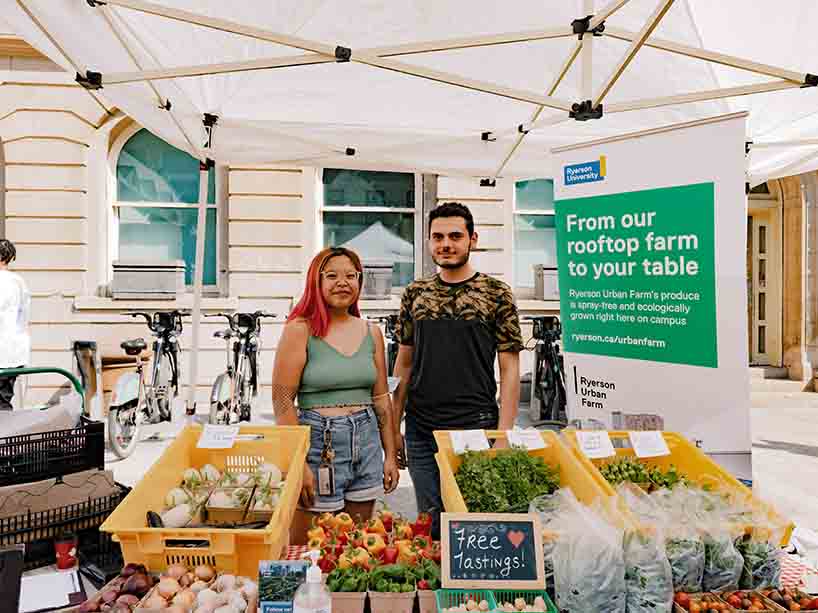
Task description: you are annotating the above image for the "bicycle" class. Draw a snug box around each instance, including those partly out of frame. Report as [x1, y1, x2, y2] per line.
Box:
[107, 310, 185, 459]
[524, 315, 568, 430]
[207, 311, 276, 425]
[371, 314, 399, 376]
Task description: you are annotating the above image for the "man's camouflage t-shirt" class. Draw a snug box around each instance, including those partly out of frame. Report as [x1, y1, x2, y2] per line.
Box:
[397, 272, 523, 433]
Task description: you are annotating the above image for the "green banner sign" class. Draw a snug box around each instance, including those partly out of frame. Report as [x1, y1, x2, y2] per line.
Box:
[556, 182, 717, 368]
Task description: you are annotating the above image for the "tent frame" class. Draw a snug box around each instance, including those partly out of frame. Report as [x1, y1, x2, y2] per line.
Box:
[65, 0, 816, 412]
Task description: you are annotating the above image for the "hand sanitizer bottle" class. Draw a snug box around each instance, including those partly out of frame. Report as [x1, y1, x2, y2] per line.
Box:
[294, 550, 331, 613]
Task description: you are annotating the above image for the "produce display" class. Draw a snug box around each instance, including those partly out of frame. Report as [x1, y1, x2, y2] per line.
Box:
[495, 596, 549, 612]
[77, 563, 156, 612]
[666, 537, 706, 594]
[599, 457, 687, 490]
[442, 599, 491, 612]
[701, 532, 744, 592]
[758, 587, 818, 610]
[311, 509, 440, 594]
[75, 563, 258, 613]
[154, 462, 284, 528]
[623, 528, 674, 613]
[673, 592, 730, 612]
[455, 449, 560, 513]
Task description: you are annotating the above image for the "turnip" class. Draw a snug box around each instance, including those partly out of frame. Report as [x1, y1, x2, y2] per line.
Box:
[201, 464, 221, 483]
[161, 503, 193, 528]
[165, 488, 190, 509]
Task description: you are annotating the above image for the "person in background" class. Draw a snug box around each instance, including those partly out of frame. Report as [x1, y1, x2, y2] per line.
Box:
[273, 247, 400, 542]
[0, 239, 31, 411]
[392, 202, 524, 539]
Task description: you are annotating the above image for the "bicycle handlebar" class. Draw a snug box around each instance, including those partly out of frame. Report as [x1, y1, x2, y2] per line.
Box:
[130, 310, 186, 333]
[204, 311, 276, 331]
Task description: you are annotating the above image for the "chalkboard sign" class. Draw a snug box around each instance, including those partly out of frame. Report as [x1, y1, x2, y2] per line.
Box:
[441, 513, 545, 589]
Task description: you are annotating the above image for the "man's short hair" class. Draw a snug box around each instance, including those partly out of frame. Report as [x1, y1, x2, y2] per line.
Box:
[429, 202, 475, 236]
[0, 239, 16, 265]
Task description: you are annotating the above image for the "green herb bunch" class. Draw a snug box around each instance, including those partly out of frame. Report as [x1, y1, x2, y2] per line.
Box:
[455, 449, 560, 513]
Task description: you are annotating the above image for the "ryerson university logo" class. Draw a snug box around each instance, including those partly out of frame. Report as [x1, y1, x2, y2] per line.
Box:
[564, 156, 606, 185]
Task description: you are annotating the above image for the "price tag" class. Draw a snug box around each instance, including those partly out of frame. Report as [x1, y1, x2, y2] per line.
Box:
[629, 431, 670, 458]
[576, 430, 616, 459]
[197, 424, 240, 449]
[450, 430, 491, 455]
[506, 429, 546, 450]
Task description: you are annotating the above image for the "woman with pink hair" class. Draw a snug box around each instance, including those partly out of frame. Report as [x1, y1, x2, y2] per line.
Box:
[273, 247, 399, 541]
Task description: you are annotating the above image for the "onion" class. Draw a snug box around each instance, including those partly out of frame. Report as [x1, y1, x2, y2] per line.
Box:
[101, 589, 119, 604]
[194, 565, 216, 582]
[164, 564, 188, 581]
[167, 607, 188, 613]
[123, 573, 151, 597]
[116, 594, 140, 607]
[157, 577, 182, 599]
[120, 563, 146, 578]
[144, 595, 168, 609]
[191, 581, 210, 593]
[179, 572, 195, 588]
[239, 580, 257, 600]
[78, 600, 100, 613]
[226, 591, 247, 612]
[109, 604, 131, 613]
[173, 589, 197, 609]
[214, 574, 236, 592]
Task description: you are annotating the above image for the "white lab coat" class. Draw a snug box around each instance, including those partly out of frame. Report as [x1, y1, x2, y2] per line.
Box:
[0, 269, 31, 368]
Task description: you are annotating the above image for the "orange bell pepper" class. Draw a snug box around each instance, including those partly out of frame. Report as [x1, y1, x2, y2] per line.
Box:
[364, 533, 386, 558]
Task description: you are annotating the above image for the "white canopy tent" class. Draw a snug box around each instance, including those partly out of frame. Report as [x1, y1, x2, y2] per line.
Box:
[5, 0, 818, 411]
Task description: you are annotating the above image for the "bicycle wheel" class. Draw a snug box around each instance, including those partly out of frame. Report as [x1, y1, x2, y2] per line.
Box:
[107, 400, 142, 459]
[152, 352, 174, 421]
[237, 358, 253, 422]
[209, 372, 231, 425]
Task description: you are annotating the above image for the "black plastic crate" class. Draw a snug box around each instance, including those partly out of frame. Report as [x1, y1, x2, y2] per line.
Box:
[0, 483, 129, 571]
[0, 416, 105, 487]
[78, 526, 126, 588]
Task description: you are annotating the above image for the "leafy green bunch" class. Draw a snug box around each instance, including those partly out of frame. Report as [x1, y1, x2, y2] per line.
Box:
[455, 449, 560, 513]
[599, 457, 687, 490]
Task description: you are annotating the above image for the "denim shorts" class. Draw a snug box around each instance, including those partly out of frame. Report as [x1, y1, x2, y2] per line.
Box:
[299, 406, 384, 512]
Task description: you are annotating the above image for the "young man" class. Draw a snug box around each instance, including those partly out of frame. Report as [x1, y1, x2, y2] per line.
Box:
[393, 202, 523, 538]
[0, 239, 31, 411]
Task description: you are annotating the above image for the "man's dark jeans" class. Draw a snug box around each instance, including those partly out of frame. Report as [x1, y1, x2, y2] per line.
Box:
[405, 413, 498, 541]
[0, 366, 22, 411]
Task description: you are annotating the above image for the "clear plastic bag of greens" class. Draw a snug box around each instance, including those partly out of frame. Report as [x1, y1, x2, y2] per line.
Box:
[701, 523, 744, 592]
[529, 492, 565, 587]
[736, 525, 783, 590]
[665, 524, 705, 593]
[551, 492, 626, 613]
[623, 526, 674, 613]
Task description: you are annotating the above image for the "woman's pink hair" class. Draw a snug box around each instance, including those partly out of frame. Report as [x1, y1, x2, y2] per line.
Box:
[288, 247, 363, 337]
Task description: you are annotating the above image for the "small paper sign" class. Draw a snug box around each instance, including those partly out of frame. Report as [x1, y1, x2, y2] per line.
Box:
[506, 429, 546, 450]
[576, 430, 616, 459]
[629, 431, 671, 458]
[197, 424, 240, 449]
[450, 430, 491, 455]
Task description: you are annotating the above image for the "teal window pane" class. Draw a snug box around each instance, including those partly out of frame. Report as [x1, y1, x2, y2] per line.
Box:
[516, 179, 554, 211]
[118, 207, 217, 285]
[515, 214, 557, 288]
[323, 169, 414, 208]
[117, 128, 215, 204]
[323, 212, 415, 287]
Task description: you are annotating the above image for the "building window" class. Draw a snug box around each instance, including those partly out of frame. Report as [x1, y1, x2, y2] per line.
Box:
[113, 128, 219, 286]
[321, 169, 417, 288]
[514, 179, 557, 290]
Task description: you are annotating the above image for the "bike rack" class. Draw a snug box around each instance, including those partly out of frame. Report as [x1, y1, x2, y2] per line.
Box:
[0, 366, 85, 413]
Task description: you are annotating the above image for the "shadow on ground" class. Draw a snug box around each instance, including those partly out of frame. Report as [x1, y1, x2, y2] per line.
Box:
[753, 439, 818, 458]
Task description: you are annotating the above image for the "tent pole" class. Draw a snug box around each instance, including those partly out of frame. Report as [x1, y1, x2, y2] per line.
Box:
[590, 0, 632, 30]
[593, 0, 675, 107]
[187, 160, 209, 419]
[492, 40, 581, 178]
[582, 0, 595, 100]
[98, 6, 201, 157]
[101, 0, 572, 111]
[604, 26, 806, 83]
[606, 80, 802, 113]
[15, 0, 112, 117]
[752, 140, 818, 148]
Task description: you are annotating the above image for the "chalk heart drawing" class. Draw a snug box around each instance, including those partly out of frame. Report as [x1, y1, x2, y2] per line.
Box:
[507, 530, 526, 549]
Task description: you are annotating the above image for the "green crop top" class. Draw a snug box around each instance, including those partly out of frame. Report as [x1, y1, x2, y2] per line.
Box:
[298, 328, 377, 409]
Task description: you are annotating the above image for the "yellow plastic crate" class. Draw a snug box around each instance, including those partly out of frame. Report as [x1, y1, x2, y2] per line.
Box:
[561, 430, 794, 546]
[433, 429, 620, 516]
[100, 424, 308, 577]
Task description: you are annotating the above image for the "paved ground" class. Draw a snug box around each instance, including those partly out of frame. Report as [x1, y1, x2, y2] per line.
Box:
[105, 378, 818, 532]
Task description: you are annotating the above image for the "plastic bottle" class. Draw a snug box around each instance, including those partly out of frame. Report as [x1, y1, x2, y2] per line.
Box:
[294, 550, 332, 613]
